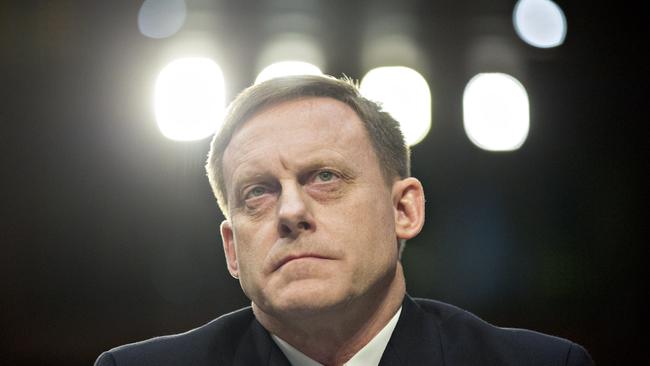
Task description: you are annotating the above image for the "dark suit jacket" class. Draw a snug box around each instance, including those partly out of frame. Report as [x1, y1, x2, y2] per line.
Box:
[95, 295, 593, 365]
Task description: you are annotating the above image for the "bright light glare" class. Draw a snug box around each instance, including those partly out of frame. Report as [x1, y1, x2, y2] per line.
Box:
[360, 67, 431, 146]
[513, 0, 567, 48]
[154, 58, 225, 141]
[463, 73, 529, 151]
[138, 0, 187, 39]
[255, 61, 322, 84]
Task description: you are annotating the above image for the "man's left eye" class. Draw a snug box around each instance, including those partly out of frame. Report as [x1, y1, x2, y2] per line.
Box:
[315, 170, 336, 182]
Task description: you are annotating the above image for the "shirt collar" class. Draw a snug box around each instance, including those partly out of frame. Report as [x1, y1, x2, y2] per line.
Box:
[271, 306, 402, 366]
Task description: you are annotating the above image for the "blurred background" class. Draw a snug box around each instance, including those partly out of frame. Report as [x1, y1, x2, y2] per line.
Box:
[0, 0, 645, 364]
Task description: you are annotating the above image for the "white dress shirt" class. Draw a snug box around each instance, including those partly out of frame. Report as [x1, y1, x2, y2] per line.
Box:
[271, 307, 402, 366]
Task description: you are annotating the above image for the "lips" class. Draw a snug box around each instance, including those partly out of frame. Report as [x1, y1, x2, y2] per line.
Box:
[274, 253, 330, 271]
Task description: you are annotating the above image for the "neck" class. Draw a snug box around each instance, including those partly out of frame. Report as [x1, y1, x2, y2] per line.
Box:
[253, 263, 406, 366]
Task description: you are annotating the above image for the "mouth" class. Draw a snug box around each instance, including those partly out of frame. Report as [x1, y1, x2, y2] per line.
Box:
[275, 254, 330, 271]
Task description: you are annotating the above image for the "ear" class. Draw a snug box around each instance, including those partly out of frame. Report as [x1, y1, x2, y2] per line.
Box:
[220, 220, 239, 279]
[392, 177, 425, 240]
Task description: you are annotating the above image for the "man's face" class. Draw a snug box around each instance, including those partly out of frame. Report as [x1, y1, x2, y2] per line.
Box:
[220, 97, 402, 317]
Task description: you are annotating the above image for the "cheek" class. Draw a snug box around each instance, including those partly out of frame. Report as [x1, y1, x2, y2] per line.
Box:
[355, 192, 395, 233]
[332, 193, 397, 256]
[232, 221, 275, 274]
[360, 198, 398, 258]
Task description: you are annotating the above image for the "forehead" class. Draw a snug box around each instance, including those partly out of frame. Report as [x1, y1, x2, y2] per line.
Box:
[225, 97, 371, 158]
[236, 97, 363, 139]
[222, 97, 377, 180]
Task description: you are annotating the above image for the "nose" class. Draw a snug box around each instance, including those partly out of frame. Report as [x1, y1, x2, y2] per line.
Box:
[277, 183, 315, 239]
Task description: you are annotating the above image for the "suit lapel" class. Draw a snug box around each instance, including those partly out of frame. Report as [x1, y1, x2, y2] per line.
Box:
[233, 317, 291, 366]
[379, 295, 445, 366]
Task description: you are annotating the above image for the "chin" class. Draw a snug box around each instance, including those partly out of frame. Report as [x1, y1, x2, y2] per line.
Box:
[265, 281, 349, 317]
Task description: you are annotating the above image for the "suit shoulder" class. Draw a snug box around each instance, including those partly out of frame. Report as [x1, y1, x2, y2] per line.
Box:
[411, 298, 593, 365]
[96, 307, 254, 366]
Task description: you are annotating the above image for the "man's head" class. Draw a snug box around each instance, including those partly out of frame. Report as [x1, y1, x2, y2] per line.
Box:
[206, 75, 410, 217]
[205, 75, 425, 321]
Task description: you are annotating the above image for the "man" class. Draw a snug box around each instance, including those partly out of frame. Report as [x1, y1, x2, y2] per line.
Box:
[96, 75, 593, 365]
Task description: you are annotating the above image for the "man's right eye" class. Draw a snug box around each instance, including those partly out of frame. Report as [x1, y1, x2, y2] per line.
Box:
[245, 186, 267, 199]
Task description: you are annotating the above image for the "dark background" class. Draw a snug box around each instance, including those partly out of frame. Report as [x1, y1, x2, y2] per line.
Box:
[1, 1, 645, 364]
